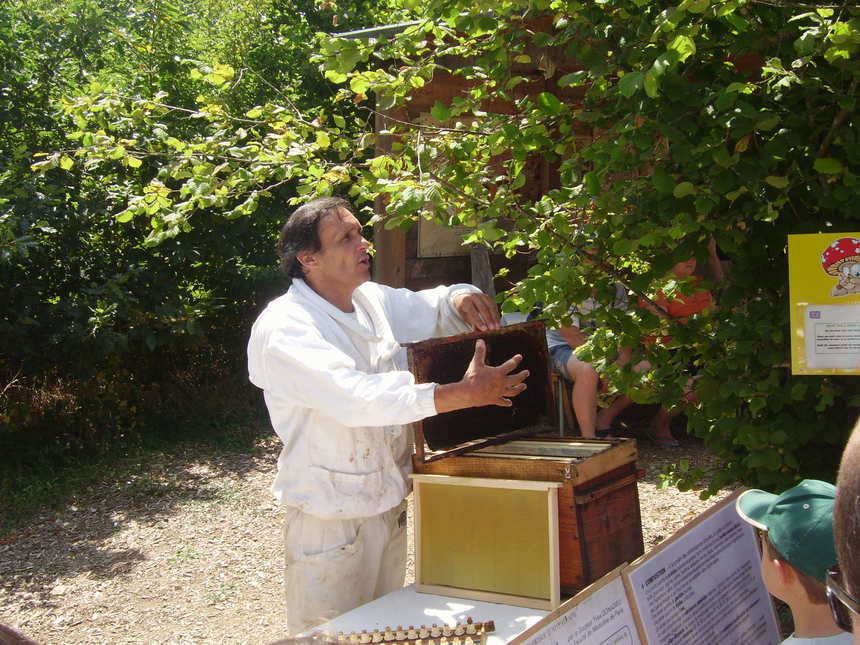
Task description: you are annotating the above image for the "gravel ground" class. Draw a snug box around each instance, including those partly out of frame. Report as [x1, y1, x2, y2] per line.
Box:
[0, 433, 734, 645]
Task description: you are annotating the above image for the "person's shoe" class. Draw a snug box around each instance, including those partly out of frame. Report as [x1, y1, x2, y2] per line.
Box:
[653, 436, 681, 448]
[642, 426, 680, 448]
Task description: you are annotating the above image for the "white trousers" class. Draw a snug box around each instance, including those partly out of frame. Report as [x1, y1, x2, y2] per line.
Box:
[283, 500, 408, 634]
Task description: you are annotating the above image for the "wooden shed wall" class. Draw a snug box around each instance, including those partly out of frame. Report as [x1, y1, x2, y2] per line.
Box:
[372, 38, 590, 293]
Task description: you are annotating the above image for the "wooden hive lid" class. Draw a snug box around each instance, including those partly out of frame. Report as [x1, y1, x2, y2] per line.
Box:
[405, 320, 556, 462]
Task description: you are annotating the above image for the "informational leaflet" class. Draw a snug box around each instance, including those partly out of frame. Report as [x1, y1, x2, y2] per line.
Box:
[804, 304, 860, 369]
[623, 495, 779, 645]
[788, 233, 860, 375]
[510, 572, 641, 645]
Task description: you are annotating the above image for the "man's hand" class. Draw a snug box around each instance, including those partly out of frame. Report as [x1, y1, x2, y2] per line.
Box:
[434, 339, 529, 413]
[452, 292, 501, 332]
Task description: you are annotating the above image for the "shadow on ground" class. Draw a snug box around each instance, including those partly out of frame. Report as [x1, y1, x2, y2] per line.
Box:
[0, 433, 279, 612]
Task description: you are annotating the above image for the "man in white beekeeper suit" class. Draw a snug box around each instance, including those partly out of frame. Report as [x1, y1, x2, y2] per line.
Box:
[247, 197, 529, 633]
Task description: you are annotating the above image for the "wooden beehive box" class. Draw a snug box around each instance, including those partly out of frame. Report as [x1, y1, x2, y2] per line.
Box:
[406, 321, 644, 601]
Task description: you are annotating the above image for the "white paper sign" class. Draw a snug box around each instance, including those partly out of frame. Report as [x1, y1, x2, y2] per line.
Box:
[625, 500, 779, 645]
[513, 575, 641, 645]
[804, 304, 860, 369]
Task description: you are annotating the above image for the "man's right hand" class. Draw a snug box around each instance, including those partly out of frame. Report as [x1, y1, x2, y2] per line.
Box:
[434, 339, 529, 413]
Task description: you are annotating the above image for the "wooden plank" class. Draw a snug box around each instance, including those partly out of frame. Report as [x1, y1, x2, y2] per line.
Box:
[410, 473, 561, 491]
[413, 452, 571, 483]
[413, 470, 424, 588]
[579, 479, 644, 583]
[413, 438, 639, 485]
[557, 484, 585, 592]
[469, 245, 495, 299]
[414, 583, 556, 611]
[564, 439, 639, 485]
[372, 104, 407, 288]
[547, 484, 560, 609]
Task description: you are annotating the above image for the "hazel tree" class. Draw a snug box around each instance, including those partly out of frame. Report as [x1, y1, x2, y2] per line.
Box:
[39, 0, 860, 492]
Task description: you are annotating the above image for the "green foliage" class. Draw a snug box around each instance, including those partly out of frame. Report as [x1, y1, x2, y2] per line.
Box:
[27, 0, 860, 492]
[1, 0, 407, 490]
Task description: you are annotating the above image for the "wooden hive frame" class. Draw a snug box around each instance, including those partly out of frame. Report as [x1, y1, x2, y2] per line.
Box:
[411, 473, 562, 610]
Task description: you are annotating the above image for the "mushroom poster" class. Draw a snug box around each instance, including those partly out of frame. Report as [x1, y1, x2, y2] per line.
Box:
[788, 233, 860, 375]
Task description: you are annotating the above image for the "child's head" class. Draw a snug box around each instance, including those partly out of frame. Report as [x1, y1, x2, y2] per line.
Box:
[670, 257, 697, 278]
[737, 480, 838, 605]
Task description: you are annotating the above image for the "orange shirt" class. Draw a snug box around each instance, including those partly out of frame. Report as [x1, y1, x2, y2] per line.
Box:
[640, 284, 714, 344]
[655, 289, 713, 321]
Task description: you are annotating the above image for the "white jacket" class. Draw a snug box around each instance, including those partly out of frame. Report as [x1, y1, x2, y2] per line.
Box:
[247, 278, 479, 519]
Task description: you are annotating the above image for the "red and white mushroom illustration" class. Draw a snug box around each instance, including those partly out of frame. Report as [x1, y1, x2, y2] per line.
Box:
[822, 237, 860, 296]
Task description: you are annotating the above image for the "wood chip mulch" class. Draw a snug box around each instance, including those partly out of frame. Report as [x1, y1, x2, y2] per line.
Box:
[0, 433, 734, 645]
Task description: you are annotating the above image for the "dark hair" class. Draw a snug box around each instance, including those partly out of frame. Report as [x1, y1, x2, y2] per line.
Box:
[276, 197, 353, 281]
[835, 418, 860, 601]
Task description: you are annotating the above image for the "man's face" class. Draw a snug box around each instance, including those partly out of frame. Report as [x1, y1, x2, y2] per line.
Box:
[302, 208, 371, 293]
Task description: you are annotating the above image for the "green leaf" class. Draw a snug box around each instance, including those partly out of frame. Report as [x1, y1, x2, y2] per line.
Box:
[714, 91, 737, 112]
[644, 70, 660, 98]
[338, 42, 365, 72]
[536, 92, 564, 116]
[765, 175, 788, 188]
[668, 35, 696, 62]
[431, 101, 450, 122]
[558, 71, 588, 87]
[712, 147, 736, 168]
[673, 181, 695, 198]
[350, 76, 370, 95]
[618, 71, 644, 98]
[59, 156, 74, 170]
[651, 167, 675, 194]
[584, 171, 600, 195]
[315, 131, 331, 149]
[325, 70, 348, 84]
[126, 156, 142, 168]
[333, 115, 346, 128]
[814, 158, 843, 174]
[686, 0, 710, 13]
[755, 115, 780, 131]
[613, 238, 636, 254]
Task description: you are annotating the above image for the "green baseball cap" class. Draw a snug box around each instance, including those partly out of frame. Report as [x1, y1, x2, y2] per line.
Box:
[736, 479, 837, 584]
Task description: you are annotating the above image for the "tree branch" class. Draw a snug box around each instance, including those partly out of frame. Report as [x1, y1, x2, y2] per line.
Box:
[817, 78, 857, 158]
[360, 106, 490, 136]
[426, 170, 672, 319]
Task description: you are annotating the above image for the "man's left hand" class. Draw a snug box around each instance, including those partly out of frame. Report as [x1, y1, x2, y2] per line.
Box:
[453, 292, 501, 332]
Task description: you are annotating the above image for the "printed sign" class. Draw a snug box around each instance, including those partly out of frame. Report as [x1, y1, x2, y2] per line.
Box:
[789, 233, 860, 374]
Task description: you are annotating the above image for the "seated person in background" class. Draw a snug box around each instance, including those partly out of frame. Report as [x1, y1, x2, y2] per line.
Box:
[833, 419, 860, 642]
[505, 284, 632, 439]
[737, 480, 852, 644]
[545, 288, 635, 438]
[639, 254, 716, 447]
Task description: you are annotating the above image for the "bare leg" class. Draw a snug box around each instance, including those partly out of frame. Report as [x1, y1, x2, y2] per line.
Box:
[596, 394, 633, 432]
[651, 376, 696, 443]
[651, 407, 676, 440]
[565, 355, 599, 438]
[594, 351, 647, 434]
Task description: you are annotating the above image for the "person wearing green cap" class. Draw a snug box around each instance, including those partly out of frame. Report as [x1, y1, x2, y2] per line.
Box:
[736, 479, 852, 644]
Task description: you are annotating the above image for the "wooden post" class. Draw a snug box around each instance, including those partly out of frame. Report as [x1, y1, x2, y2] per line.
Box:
[372, 102, 407, 288]
[469, 245, 495, 298]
